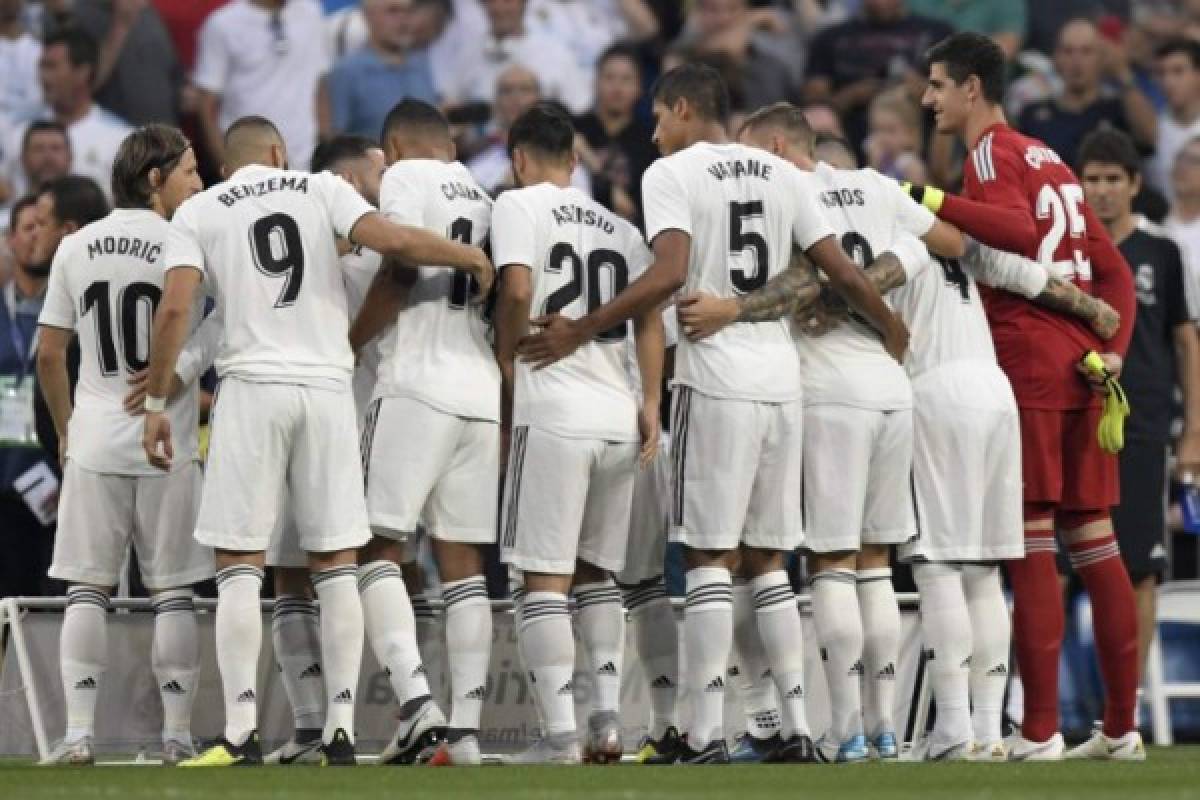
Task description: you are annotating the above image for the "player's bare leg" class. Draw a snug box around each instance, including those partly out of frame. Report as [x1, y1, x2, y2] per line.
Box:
[809, 550, 868, 763]
[359, 535, 446, 765]
[306, 548, 363, 765]
[42, 583, 110, 766]
[1060, 516, 1144, 761]
[431, 538, 491, 765]
[149, 585, 202, 764]
[856, 544, 900, 760]
[267, 566, 325, 764]
[571, 560, 625, 764]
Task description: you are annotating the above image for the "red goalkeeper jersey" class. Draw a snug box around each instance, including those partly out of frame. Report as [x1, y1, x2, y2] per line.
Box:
[938, 122, 1135, 410]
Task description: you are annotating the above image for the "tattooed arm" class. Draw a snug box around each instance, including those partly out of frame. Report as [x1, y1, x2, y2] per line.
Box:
[734, 244, 821, 322]
[1034, 277, 1120, 340]
[796, 251, 910, 335]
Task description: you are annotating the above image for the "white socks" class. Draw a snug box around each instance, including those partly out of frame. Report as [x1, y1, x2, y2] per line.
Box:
[751, 571, 809, 738]
[271, 595, 325, 733]
[913, 563, 972, 748]
[151, 589, 200, 746]
[359, 560, 431, 707]
[573, 580, 624, 716]
[624, 579, 679, 738]
[60, 586, 109, 743]
[812, 569, 863, 742]
[684, 566, 733, 749]
[442, 575, 492, 732]
[963, 564, 1010, 744]
[519, 591, 576, 737]
[311, 566, 363, 745]
[214, 565, 264, 745]
[732, 580, 782, 740]
[858, 568, 899, 739]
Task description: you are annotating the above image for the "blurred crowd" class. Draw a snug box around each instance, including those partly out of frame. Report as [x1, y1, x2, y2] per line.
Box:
[4, 0, 1200, 596]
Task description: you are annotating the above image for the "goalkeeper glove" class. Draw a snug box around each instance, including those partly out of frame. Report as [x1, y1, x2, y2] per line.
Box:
[901, 181, 945, 214]
[1079, 350, 1130, 454]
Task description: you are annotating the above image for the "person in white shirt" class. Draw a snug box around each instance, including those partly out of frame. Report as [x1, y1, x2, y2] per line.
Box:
[0, 0, 42, 122]
[520, 65, 907, 765]
[525, 0, 659, 74]
[193, 0, 330, 171]
[141, 115, 493, 767]
[1164, 136, 1200, 317]
[1149, 39, 1200, 201]
[492, 104, 664, 764]
[35, 125, 211, 767]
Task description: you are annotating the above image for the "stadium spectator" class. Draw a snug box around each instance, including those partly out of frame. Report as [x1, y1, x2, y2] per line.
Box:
[527, 0, 660, 74]
[0, 120, 72, 230]
[323, 0, 438, 140]
[409, 0, 487, 104]
[1148, 38, 1200, 201]
[802, 101, 846, 139]
[44, 0, 183, 126]
[150, 0, 229, 71]
[1024, 1, 1130, 57]
[0, 0, 43, 122]
[803, 0, 954, 155]
[864, 86, 927, 183]
[194, 0, 330, 169]
[1165, 136, 1200, 312]
[439, 0, 592, 116]
[574, 43, 657, 225]
[1017, 18, 1156, 173]
[906, 0, 1025, 59]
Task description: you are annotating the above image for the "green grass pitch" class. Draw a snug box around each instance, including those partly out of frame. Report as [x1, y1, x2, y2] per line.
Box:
[1, 747, 1198, 800]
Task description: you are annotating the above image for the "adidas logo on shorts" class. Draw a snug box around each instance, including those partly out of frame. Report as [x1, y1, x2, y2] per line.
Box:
[160, 680, 186, 695]
[236, 689, 256, 703]
[299, 663, 323, 679]
[557, 682, 574, 696]
[783, 685, 805, 699]
[877, 663, 896, 680]
[464, 686, 486, 701]
[849, 660, 865, 677]
[987, 664, 1008, 676]
[650, 675, 675, 689]
[332, 689, 353, 704]
[705, 676, 725, 692]
[74, 677, 97, 690]
[597, 662, 618, 676]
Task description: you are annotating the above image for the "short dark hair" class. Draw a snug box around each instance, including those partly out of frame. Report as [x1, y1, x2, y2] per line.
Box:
[40, 175, 109, 229]
[380, 98, 450, 145]
[1156, 37, 1200, 69]
[43, 27, 99, 76]
[740, 102, 816, 154]
[224, 115, 283, 149]
[9, 194, 38, 231]
[111, 124, 191, 209]
[22, 119, 70, 154]
[507, 103, 575, 160]
[651, 63, 730, 123]
[925, 32, 1007, 105]
[1077, 128, 1141, 179]
[311, 135, 377, 173]
[813, 133, 859, 168]
[597, 41, 642, 77]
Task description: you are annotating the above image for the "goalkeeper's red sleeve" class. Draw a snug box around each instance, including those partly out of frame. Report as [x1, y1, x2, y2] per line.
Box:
[936, 193, 1039, 255]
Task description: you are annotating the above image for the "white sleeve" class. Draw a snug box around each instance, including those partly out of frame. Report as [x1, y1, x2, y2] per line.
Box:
[641, 161, 691, 243]
[883, 173, 936, 237]
[191, 13, 229, 93]
[174, 307, 222, 386]
[887, 232, 930, 283]
[790, 169, 836, 250]
[491, 194, 537, 269]
[961, 238, 1049, 298]
[163, 201, 207, 275]
[37, 239, 77, 330]
[628, 233, 653, 282]
[379, 164, 425, 227]
[320, 172, 375, 239]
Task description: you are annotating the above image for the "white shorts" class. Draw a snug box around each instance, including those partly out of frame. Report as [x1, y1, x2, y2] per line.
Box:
[362, 396, 498, 543]
[668, 387, 803, 552]
[501, 425, 638, 575]
[617, 433, 672, 586]
[50, 461, 212, 589]
[901, 362, 1024, 563]
[803, 404, 915, 554]
[197, 378, 370, 554]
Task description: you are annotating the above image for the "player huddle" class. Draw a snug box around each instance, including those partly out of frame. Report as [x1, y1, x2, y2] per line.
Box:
[35, 32, 1146, 768]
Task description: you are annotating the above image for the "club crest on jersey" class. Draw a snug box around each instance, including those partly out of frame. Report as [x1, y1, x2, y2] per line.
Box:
[1023, 145, 1063, 170]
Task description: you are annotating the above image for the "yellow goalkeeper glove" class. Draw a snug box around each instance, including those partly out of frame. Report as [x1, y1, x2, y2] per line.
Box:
[1080, 350, 1130, 454]
[901, 181, 945, 214]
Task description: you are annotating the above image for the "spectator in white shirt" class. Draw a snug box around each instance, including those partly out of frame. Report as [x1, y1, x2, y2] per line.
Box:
[442, 0, 592, 116]
[194, 0, 330, 169]
[411, 0, 487, 102]
[1150, 38, 1200, 200]
[1165, 135, 1200, 318]
[525, 0, 659, 74]
[0, 0, 42, 122]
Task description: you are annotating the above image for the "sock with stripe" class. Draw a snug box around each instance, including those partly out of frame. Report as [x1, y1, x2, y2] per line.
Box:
[359, 560, 431, 708]
[1005, 534, 1062, 742]
[510, 581, 547, 731]
[683, 566, 733, 749]
[858, 568, 900, 738]
[1069, 534, 1139, 737]
[151, 588, 200, 747]
[272, 595, 325, 735]
[574, 579, 625, 716]
[732, 579, 781, 740]
[442, 575, 492, 733]
[518, 591, 577, 737]
[962, 564, 1010, 745]
[60, 586, 109, 743]
[312, 566, 363, 745]
[912, 564, 972, 749]
[214, 565, 264, 745]
[623, 578, 678, 738]
[811, 569, 864, 742]
[751, 570, 810, 738]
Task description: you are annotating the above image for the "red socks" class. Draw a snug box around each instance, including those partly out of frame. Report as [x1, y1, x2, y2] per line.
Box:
[1006, 533, 1063, 743]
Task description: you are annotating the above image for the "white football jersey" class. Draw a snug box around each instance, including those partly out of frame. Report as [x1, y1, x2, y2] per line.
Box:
[796, 163, 930, 409]
[341, 243, 383, 417]
[493, 183, 650, 441]
[373, 159, 498, 421]
[38, 209, 203, 475]
[642, 142, 833, 402]
[163, 164, 374, 388]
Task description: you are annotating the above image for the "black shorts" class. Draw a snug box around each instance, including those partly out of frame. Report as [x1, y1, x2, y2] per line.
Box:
[1112, 439, 1169, 583]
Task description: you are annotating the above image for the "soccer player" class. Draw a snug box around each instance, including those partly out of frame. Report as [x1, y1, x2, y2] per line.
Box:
[141, 116, 493, 767]
[352, 99, 497, 766]
[918, 32, 1142, 760]
[36, 126, 211, 766]
[493, 104, 664, 764]
[1078, 129, 1200, 716]
[521, 65, 906, 765]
